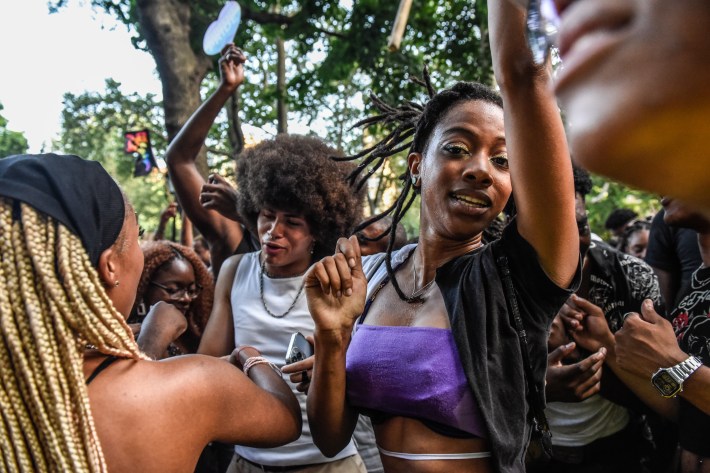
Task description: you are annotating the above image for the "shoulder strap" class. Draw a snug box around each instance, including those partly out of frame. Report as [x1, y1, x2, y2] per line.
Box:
[364, 252, 387, 281]
[85, 356, 119, 385]
[496, 254, 553, 458]
[354, 253, 390, 326]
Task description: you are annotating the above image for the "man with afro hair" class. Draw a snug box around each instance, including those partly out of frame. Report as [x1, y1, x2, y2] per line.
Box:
[234, 134, 363, 261]
[195, 44, 373, 473]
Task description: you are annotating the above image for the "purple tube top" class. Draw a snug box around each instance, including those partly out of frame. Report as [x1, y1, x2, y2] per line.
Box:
[346, 324, 487, 438]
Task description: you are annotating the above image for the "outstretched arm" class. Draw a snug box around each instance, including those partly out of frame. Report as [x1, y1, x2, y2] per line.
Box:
[171, 348, 301, 447]
[165, 44, 247, 276]
[489, 0, 579, 288]
[306, 236, 365, 457]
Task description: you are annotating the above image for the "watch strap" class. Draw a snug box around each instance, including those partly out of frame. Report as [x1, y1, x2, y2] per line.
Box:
[668, 355, 702, 383]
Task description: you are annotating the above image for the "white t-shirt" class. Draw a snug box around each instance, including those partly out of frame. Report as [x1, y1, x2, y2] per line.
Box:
[546, 395, 629, 447]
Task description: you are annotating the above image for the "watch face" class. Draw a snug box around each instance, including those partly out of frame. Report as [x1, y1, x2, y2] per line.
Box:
[652, 370, 681, 397]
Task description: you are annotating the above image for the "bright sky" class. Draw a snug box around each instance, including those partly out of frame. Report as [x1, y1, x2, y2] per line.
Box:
[0, 0, 350, 154]
[0, 0, 162, 153]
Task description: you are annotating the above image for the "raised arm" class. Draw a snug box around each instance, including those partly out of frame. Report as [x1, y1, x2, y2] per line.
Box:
[171, 348, 301, 447]
[306, 236, 365, 457]
[165, 44, 246, 276]
[153, 202, 178, 241]
[489, 0, 578, 288]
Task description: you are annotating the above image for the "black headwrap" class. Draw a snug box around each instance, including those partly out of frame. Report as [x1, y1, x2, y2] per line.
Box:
[0, 153, 125, 266]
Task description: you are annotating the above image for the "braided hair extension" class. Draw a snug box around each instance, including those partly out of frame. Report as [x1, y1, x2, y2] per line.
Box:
[337, 67, 503, 302]
[0, 199, 146, 472]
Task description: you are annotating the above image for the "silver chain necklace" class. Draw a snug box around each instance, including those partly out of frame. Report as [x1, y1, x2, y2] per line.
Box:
[410, 255, 435, 300]
[260, 259, 305, 318]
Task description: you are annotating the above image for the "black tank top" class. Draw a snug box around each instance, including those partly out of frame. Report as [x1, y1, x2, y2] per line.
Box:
[85, 356, 119, 385]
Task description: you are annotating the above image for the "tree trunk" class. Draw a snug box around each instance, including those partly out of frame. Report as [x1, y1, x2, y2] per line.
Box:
[276, 36, 288, 134]
[135, 0, 213, 177]
[228, 89, 245, 158]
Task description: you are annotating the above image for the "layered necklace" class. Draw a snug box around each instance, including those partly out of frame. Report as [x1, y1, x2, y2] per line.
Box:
[259, 259, 305, 318]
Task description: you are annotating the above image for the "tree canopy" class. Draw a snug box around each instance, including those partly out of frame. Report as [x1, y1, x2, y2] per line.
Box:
[47, 0, 659, 239]
[55, 79, 172, 233]
[0, 102, 29, 158]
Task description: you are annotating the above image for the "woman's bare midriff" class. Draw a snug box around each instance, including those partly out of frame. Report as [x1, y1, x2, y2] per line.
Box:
[374, 416, 494, 473]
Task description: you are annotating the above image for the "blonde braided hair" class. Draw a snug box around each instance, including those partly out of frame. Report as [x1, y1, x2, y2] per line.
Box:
[0, 198, 147, 472]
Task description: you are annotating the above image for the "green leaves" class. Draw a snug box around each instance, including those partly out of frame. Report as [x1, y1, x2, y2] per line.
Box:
[0, 102, 29, 158]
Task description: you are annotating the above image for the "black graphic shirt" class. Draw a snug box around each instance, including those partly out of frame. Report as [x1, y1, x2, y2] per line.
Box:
[670, 265, 710, 457]
[586, 241, 663, 332]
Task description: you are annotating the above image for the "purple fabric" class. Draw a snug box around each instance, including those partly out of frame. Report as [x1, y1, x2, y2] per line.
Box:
[346, 324, 486, 438]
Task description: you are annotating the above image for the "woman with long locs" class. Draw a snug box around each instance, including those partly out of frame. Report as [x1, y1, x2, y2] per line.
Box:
[304, 2, 580, 473]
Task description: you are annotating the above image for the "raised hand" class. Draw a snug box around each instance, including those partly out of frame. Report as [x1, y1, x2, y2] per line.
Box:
[160, 201, 178, 222]
[219, 43, 246, 91]
[200, 173, 241, 221]
[304, 235, 366, 334]
[615, 299, 688, 377]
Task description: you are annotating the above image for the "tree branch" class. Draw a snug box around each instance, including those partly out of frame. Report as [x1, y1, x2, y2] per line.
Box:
[241, 5, 294, 25]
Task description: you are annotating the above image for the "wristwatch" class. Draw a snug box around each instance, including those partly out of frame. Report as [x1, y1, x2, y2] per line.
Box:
[651, 356, 703, 398]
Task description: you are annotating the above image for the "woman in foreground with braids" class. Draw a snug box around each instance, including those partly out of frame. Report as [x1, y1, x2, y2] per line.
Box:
[0, 153, 300, 473]
[305, 2, 579, 473]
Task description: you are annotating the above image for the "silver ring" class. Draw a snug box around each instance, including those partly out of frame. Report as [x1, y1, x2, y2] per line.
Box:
[622, 312, 635, 325]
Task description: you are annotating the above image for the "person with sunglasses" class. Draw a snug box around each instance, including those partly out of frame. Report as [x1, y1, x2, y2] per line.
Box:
[129, 240, 214, 359]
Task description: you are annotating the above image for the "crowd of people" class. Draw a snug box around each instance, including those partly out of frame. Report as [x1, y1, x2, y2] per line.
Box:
[1, 0, 710, 472]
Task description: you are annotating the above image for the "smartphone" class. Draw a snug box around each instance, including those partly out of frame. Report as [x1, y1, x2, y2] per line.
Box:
[285, 332, 313, 365]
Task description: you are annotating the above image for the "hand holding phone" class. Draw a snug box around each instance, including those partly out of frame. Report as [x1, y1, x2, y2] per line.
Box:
[285, 332, 313, 365]
[284, 332, 314, 393]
